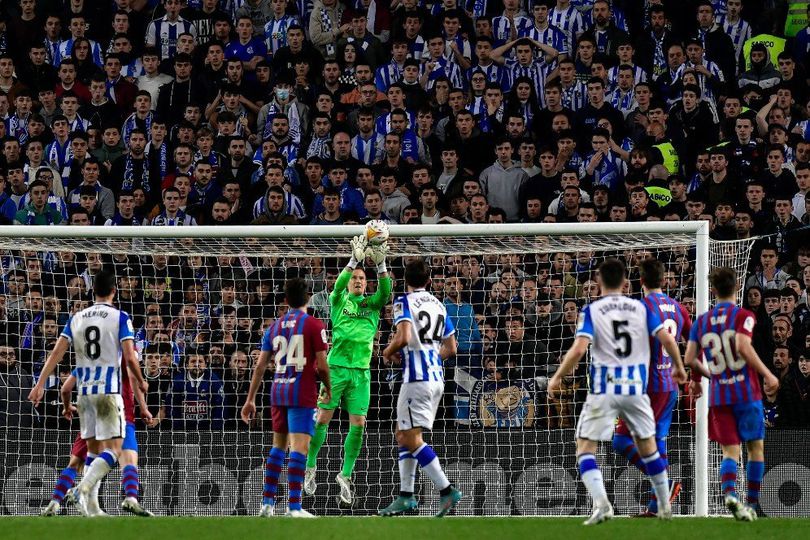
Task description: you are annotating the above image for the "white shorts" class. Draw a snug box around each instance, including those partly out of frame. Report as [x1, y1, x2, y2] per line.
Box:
[397, 381, 444, 431]
[575, 393, 656, 441]
[78, 394, 126, 441]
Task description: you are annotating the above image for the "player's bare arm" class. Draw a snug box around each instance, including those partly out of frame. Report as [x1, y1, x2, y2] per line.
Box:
[383, 320, 412, 365]
[656, 327, 687, 383]
[123, 340, 148, 394]
[28, 336, 70, 406]
[439, 334, 457, 361]
[315, 350, 332, 404]
[549, 336, 590, 398]
[60, 373, 78, 421]
[242, 350, 272, 424]
[736, 333, 780, 395]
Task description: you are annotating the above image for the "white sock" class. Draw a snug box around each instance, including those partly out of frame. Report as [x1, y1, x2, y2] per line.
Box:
[412, 443, 450, 491]
[398, 448, 417, 493]
[578, 454, 609, 508]
[642, 452, 671, 509]
[80, 451, 117, 492]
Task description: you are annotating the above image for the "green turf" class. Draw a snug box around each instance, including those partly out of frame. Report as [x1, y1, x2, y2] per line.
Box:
[2, 517, 809, 540]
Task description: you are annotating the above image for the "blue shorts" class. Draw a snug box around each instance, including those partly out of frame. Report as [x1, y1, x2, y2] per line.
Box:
[123, 422, 138, 452]
[709, 400, 765, 445]
[272, 406, 316, 436]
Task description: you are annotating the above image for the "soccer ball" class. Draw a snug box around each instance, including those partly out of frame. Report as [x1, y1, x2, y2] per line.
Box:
[365, 220, 389, 245]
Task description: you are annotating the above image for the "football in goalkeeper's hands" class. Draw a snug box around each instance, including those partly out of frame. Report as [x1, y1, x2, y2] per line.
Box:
[365, 220, 389, 246]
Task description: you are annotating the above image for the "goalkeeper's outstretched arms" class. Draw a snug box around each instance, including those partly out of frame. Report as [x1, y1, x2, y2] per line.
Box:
[330, 235, 369, 303]
[366, 242, 392, 308]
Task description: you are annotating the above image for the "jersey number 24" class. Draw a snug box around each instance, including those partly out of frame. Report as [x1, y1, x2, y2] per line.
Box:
[272, 334, 306, 373]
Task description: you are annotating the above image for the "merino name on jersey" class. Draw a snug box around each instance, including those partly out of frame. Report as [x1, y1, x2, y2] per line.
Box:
[576, 295, 664, 395]
[60, 303, 135, 396]
[393, 289, 455, 384]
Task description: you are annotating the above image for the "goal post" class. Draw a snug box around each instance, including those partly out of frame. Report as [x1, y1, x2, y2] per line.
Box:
[0, 222, 756, 517]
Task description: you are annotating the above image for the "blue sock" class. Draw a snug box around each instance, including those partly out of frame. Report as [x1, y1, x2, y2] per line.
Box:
[85, 453, 97, 468]
[288, 451, 306, 511]
[747, 461, 764, 505]
[263, 447, 285, 506]
[720, 458, 738, 498]
[52, 467, 78, 503]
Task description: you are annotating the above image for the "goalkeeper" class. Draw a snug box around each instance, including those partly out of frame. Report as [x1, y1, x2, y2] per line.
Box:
[304, 234, 391, 506]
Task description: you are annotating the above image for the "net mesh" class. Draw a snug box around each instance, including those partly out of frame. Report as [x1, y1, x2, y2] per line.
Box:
[0, 230, 756, 516]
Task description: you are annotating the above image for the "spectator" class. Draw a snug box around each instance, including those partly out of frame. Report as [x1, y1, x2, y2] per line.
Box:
[162, 347, 224, 431]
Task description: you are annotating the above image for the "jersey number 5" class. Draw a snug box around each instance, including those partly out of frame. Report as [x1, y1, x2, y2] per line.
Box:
[272, 334, 306, 373]
[612, 320, 632, 358]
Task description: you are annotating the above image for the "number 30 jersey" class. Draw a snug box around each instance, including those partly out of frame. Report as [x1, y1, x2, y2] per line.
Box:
[576, 294, 664, 395]
[61, 303, 135, 396]
[689, 302, 761, 406]
[393, 289, 455, 384]
[261, 309, 328, 408]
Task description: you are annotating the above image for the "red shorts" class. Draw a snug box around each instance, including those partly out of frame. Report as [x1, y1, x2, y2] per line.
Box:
[615, 391, 677, 438]
[70, 434, 88, 461]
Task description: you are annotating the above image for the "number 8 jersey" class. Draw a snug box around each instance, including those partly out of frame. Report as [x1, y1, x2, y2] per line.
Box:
[61, 302, 135, 396]
[576, 295, 664, 395]
[393, 289, 455, 383]
[689, 301, 761, 406]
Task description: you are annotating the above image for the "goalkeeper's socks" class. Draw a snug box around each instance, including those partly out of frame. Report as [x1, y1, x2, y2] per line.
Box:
[611, 434, 646, 474]
[121, 465, 140, 500]
[412, 443, 450, 491]
[82, 450, 118, 489]
[52, 466, 78, 502]
[746, 460, 764, 505]
[578, 453, 609, 508]
[720, 458, 738, 498]
[288, 451, 306, 511]
[306, 423, 328, 469]
[642, 451, 670, 507]
[341, 424, 365, 478]
[263, 447, 286, 506]
[398, 447, 417, 494]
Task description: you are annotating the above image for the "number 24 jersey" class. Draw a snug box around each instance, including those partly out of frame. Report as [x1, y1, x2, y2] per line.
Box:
[393, 289, 455, 384]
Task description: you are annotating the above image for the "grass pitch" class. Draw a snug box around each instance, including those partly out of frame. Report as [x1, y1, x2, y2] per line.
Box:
[2, 517, 809, 540]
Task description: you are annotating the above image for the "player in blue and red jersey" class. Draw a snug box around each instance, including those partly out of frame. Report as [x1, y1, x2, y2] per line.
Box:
[242, 277, 331, 518]
[613, 258, 689, 517]
[685, 267, 779, 521]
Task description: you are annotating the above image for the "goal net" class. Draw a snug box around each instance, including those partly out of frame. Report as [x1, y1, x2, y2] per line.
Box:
[0, 223, 758, 517]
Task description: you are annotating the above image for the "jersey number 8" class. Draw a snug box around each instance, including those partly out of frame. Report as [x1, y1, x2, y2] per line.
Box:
[85, 325, 101, 360]
[700, 330, 746, 374]
[272, 334, 306, 373]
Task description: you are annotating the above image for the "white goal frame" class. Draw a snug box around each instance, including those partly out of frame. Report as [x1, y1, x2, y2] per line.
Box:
[0, 221, 712, 516]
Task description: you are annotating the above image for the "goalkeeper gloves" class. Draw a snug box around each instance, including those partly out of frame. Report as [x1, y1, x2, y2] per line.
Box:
[348, 235, 368, 269]
[367, 243, 389, 274]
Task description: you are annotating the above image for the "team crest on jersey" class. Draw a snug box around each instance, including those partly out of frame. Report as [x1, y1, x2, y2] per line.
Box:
[127, 318, 134, 333]
[576, 312, 585, 330]
[393, 301, 403, 319]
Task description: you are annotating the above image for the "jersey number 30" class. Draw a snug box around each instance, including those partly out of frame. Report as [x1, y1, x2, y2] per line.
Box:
[700, 330, 746, 374]
[272, 334, 306, 373]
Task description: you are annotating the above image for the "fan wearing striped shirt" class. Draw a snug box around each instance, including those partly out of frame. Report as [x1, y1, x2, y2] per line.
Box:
[29, 269, 148, 517]
[549, 258, 685, 525]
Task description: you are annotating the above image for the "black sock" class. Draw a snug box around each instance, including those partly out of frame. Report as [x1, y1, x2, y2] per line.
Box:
[439, 485, 453, 497]
[399, 491, 413, 498]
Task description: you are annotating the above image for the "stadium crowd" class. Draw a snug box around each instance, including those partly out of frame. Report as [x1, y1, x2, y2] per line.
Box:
[0, 0, 809, 431]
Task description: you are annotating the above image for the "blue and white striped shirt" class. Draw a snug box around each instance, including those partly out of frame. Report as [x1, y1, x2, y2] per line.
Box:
[252, 191, 307, 221]
[393, 289, 455, 384]
[61, 304, 135, 396]
[718, 15, 751, 70]
[521, 23, 567, 55]
[57, 38, 104, 67]
[145, 16, 197, 60]
[550, 5, 584, 57]
[351, 133, 383, 165]
[264, 14, 300, 56]
[492, 14, 532, 46]
[375, 62, 403, 92]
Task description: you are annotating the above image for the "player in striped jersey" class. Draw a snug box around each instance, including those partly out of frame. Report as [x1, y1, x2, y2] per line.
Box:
[242, 278, 331, 518]
[549, 259, 684, 525]
[550, 0, 584, 58]
[29, 270, 148, 517]
[612, 259, 690, 517]
[145, 0, 198, 61]
[379, 259, 461, 517]
[491, 38, 559, 108]
[492, 0, 533, 47]
[685, 267, 779, 521]
[43, 356, 154, 517]
[717, 0, 751, 72]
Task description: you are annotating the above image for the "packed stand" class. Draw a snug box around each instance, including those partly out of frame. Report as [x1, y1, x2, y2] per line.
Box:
[0, 0, 808, 429]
